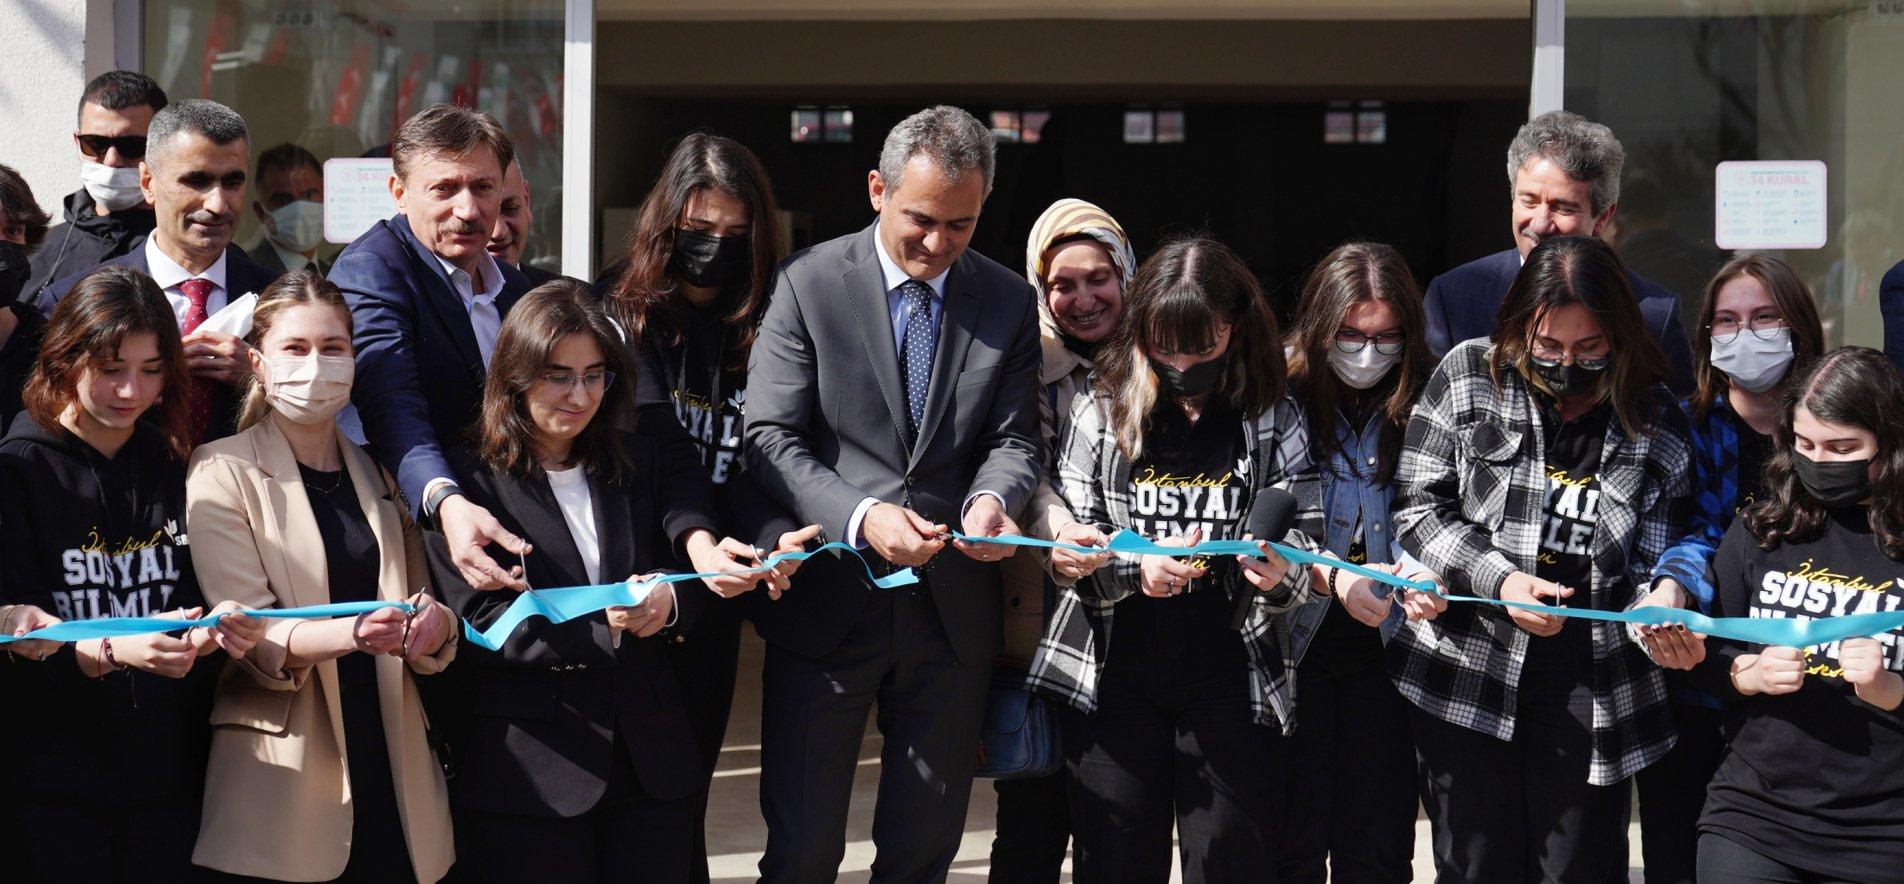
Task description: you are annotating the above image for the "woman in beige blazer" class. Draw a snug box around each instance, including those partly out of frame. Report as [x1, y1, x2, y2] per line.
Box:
[186, 270, 459, 883]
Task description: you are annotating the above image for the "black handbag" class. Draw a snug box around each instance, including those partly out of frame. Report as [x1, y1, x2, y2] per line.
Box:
[976, 666, 1062, 780]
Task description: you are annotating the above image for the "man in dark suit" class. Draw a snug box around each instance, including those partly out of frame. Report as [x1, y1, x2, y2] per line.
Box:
[487, 159, 560, 286]
[1423, 111, 1694, 393]
[1881, 259, 1904, 374]
[744, 106, 1043, 882]
[245, 143, 332, 277]
[329, 104, 534, 589]
[44, 98, 280, 447]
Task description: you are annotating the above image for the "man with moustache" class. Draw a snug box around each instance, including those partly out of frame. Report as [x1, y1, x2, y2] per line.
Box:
[744, 105, 1042, 882]
[486, 159, 560, 286]
[1422, 110, 1692, 392]
[43, 98, 277, 446]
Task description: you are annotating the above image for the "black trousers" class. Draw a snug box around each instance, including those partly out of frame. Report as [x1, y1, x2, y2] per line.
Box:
[1276, 660, 1418, 884]
[14, 796, 199, 884]
[1411, 684, 1629, 884]
[456, 739, 696, 883]
[989, 769, 1071, 884]
[757, 586, 991, 883]
[1695, 833, 1858, 884]
[669, 596, 744, 884]
[1634, 703, 1725, 884]
[1063, 665, 1279, 884]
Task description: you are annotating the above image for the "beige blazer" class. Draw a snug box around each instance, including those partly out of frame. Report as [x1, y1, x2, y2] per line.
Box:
[185, 419, 456, 883]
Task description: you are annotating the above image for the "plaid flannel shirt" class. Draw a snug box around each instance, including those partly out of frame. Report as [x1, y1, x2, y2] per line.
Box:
[1652, 395, 1743, 613]
[1389, 340, 1691, 785]
[1027, 385, 1323, 733]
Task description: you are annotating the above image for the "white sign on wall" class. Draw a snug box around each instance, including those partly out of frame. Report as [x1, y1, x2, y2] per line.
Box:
[323, 158, 397, 245]
[1714, 160, 1828, 250]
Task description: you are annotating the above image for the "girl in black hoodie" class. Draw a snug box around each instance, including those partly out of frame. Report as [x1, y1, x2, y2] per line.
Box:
[602, 133, 817, 882]
[0, 265, 262, 883]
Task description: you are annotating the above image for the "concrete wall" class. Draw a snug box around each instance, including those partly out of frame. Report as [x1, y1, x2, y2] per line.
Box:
[1, 0, 120, 217]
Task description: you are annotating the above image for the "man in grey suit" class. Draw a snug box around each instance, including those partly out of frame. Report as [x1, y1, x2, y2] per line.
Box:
[745, 105, 1043, 882]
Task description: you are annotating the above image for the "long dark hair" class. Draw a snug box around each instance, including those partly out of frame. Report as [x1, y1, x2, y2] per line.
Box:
[1490, 235, 1668, 439]
[1746, 347, 1904, 557]
[478, 280, 635, 482]
[24, 265, 191, 459]
[1689, 255, 1827, 422]
[1094, 236, 1285, 460]
[606, 133, 783, 378]
[1284, 241, 1431, 485]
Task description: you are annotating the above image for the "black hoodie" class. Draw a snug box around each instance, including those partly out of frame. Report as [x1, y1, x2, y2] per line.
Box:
[0, 414, 213, 806]
[23, 189, 157, 316]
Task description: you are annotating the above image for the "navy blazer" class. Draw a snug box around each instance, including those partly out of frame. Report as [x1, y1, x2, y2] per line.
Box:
[329, 215, 531, 514]
[1881, 259, 1904, 375]
[1423, 248, 1694, 395]
[42, 237, 283, 446]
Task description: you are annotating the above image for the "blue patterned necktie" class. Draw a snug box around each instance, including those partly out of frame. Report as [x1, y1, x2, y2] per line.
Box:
[899, 279, 936, 441]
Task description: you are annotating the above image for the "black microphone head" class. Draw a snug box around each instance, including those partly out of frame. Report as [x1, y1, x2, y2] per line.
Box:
[1245, 487, 1299, 542]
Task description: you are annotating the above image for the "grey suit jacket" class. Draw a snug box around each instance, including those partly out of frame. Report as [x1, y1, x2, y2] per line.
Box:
[744, 223, 1043, 665]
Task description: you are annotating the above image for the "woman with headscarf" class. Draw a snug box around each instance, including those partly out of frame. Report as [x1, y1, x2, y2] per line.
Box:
[987, 198, 1134, 883]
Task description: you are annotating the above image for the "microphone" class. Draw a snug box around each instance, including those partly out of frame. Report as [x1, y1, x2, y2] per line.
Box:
[1229, 488, 1300, 631]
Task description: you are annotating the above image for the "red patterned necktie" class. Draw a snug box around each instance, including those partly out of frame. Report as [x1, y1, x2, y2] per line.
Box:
[178, 277, 214, 443]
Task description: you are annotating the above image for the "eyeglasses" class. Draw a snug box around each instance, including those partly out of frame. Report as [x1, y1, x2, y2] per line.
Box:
[1333, 329, 1405, 355]
[1709, 312, 1787, 344]
[537, 370, 615, 392]
[75, 134, 147, 161]
[1529, 345, 1609, 371]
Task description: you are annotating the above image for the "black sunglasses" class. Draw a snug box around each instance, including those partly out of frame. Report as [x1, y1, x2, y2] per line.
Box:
[75, 134, 147, 160]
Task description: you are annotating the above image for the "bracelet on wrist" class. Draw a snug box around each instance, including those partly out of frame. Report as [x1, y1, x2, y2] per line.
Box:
[1328, 566, 1344, 597]
[102, 637, 127, 672]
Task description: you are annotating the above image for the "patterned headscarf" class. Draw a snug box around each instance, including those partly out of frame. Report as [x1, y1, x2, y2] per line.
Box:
[1024, 198, 1136, 318]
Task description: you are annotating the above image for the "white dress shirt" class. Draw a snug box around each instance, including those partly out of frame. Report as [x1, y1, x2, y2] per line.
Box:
[433, 251, 506, 367]
[144, 236, 229, 329]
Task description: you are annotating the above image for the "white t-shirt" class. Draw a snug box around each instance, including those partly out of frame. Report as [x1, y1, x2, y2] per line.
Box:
[546, 465, 601, 585]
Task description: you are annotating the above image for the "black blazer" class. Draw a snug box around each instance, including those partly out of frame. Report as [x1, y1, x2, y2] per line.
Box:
[742, 224, 1044, 666]
[43, 237, 284, 446]
[424, 431, 718, 818]
[1422, 247, 1695, 395]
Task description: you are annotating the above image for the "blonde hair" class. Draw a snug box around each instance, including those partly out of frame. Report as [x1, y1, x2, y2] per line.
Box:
[238, 269, 353, 431]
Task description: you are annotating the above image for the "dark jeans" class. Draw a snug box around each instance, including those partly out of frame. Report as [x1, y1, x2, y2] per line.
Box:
[1411, 683, 1630, 884]
[1276, 660, 1417, 884]
[456, 743, 696, 883]
[14, 797, 199, 884]
[989, 770, 1071, 884]
[1063, 665, 1279, 884]
[1635, 703, 1726, 884]
[757, 586, 991, 884]
[1695, 833, 1858, 884]
[668, 597, 743, 884]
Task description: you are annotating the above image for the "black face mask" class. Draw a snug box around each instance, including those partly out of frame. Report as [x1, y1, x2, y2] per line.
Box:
[1794, 454, 1873, 509]
[1151, 353, 1227, 399]
[0, 240, 29, 310]
[671, 228, 751, 290]
[1531, 359, 1604, 399]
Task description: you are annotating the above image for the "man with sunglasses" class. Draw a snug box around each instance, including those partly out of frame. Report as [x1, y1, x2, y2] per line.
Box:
[24, 71, 168, 313]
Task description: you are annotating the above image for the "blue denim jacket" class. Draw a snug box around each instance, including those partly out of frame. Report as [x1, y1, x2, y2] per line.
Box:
[1288, 410, 1426, 667]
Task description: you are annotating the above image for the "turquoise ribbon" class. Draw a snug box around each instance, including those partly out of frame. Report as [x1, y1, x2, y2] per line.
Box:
[2, 542, 915, 651]
[951, 530, 1904, 648]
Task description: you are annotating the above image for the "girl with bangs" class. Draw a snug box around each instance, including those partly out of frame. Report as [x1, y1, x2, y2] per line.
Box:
[1689, 346, 1904, 882]
[0, 264, 261, 882]
[1389, 234, 1691, 882]
[1028, 236, 1323, 882]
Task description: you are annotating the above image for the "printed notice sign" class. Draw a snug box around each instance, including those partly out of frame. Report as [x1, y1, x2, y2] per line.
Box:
[1714, 160, 1828, 250]
[324, 158, 397, 245]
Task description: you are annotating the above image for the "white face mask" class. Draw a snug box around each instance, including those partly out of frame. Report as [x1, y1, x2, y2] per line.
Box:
[1710, 326, 1794, 394]
[263, 354, 354, 425]
[80, 161, 144, 212]
[1327, 344, 1401, 390]
[265, 200, 325, 254]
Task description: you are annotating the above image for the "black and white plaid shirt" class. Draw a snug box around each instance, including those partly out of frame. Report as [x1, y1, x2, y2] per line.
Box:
[1027, 386, 1323, 733]
[1390, 340, 1691, 784]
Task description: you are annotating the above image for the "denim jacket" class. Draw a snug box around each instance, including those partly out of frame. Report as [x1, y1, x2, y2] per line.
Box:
[1288, 409, 1426, 667]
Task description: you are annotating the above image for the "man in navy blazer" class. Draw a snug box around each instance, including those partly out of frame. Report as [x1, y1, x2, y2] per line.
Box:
[43, 99, 282, 446]
[1423, 111, 1693, 394]
[329, 105, 534, 588]
[1881, 259, 1904, 374]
